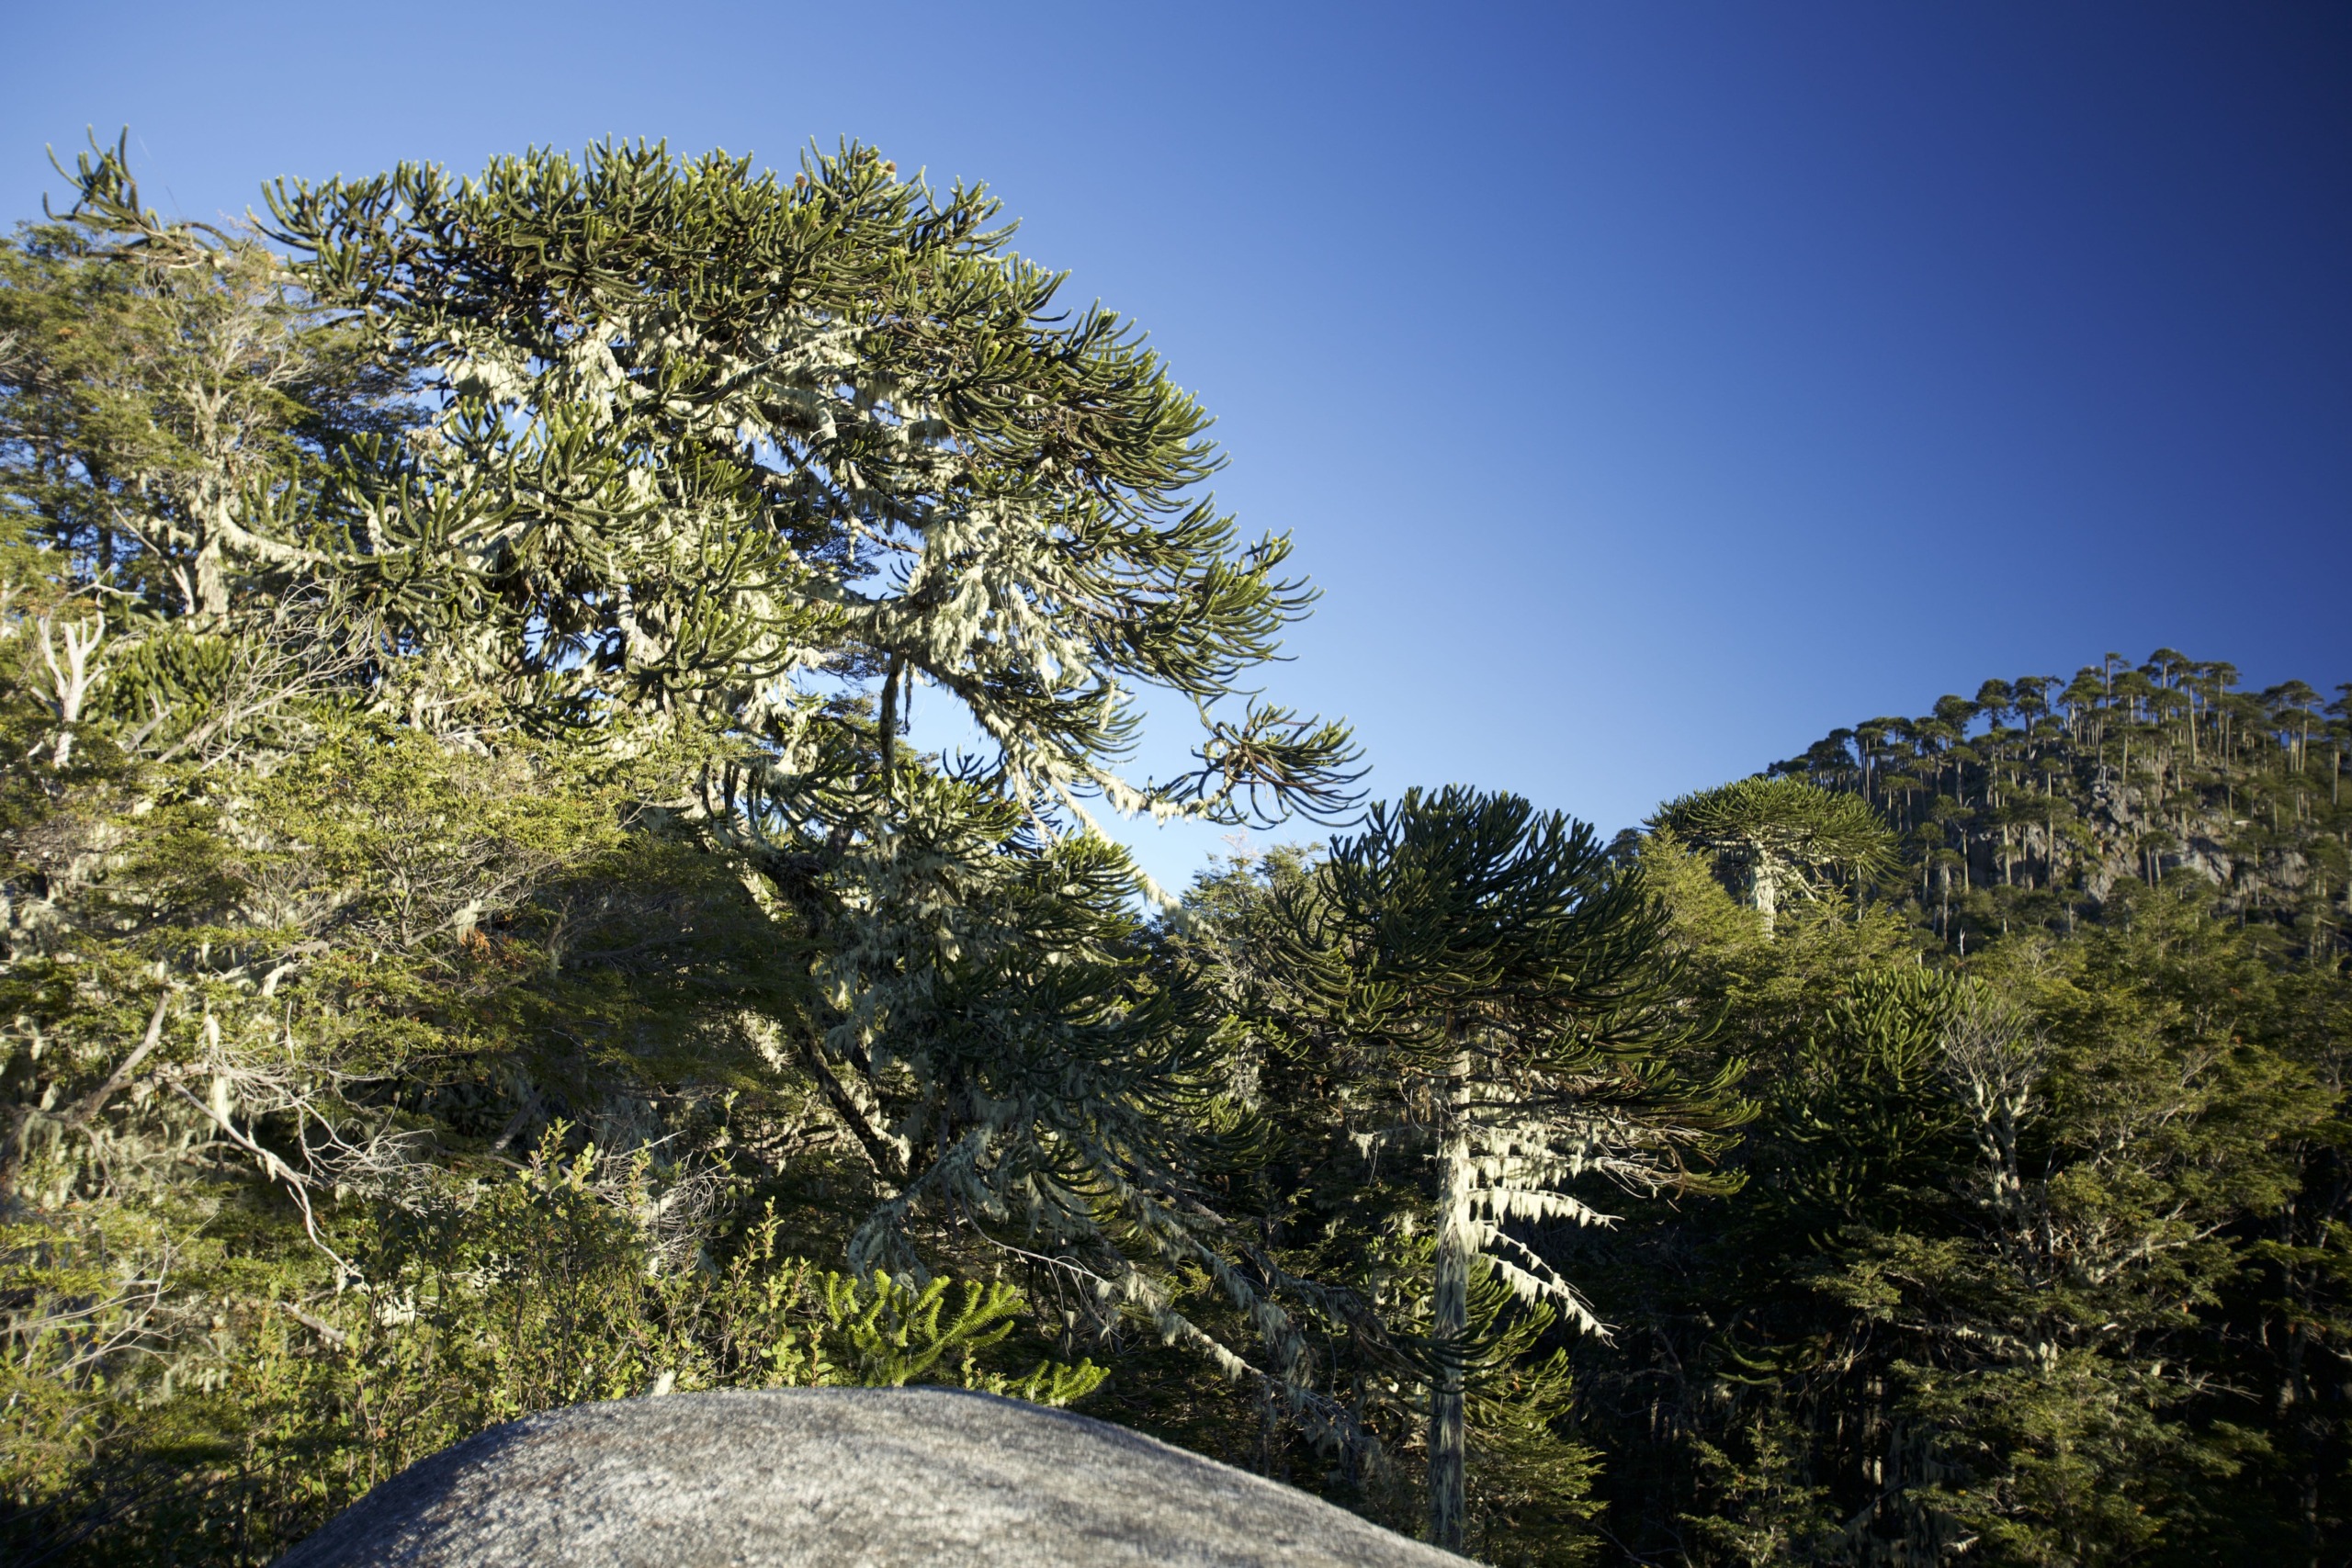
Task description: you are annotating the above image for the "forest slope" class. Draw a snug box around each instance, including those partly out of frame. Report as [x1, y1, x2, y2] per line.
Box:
[1768, 653, 2349, 948]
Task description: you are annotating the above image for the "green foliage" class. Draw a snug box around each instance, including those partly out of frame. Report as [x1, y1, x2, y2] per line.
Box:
[1761, 966, 1971, 1240]
[239, 135, 1360, 827]
[1, 1134, 1097, 1565]
[1570, 769, 2349, 1567]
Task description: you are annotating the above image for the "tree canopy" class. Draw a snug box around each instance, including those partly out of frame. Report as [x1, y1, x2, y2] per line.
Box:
[1650, 775, 1897, 934]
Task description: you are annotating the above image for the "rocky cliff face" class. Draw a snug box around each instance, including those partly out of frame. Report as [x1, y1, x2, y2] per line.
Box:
[2073, 773, 2332, 912]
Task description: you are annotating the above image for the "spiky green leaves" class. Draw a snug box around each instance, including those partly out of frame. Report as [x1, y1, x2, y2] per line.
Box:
[1286, 786, 1676, 1071]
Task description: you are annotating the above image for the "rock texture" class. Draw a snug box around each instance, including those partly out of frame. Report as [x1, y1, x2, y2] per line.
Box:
[275, 1387, 1468, 1567]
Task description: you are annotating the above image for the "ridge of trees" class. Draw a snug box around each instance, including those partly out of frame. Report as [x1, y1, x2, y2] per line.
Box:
[1767, 652, 2352, 952]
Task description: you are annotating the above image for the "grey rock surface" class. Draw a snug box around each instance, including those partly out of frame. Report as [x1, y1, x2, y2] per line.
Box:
[275, 1387, 1470, 1567]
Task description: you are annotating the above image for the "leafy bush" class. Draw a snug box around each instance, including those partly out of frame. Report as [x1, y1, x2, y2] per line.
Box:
[0, 1135, 1098, 1566]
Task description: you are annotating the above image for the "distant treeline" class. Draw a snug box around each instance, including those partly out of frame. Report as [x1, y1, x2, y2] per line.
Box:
[1770, 652, 2350, 942]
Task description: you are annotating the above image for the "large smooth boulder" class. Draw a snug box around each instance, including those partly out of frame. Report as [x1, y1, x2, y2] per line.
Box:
[275, 1387, 1468, 1567]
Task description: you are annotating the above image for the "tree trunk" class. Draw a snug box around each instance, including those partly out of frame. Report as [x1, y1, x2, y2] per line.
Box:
[1428, 1045, 1474, 1553]
[876, 650, 906, 795]
[1748, 851, 1781, 938]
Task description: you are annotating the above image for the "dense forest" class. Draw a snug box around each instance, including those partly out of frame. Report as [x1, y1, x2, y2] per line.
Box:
[2, 139, 2346, 1567]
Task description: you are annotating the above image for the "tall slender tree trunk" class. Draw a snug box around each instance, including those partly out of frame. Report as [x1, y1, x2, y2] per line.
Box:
[1429, 1039, 1474, 1554]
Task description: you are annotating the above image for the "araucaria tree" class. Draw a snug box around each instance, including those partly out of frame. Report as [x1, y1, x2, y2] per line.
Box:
[1272, 787, 1747, 1552]
[257, 135, 1374, 1344]
[1651, 775, 1896, 934]
[116, 136, 1363, 1324]
[1, 136, 1363, 1556]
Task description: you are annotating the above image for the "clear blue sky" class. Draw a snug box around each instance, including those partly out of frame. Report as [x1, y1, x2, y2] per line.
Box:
[7, 3, 2346, 889]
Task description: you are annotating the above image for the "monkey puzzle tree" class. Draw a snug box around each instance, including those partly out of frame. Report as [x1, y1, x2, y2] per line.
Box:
[1651, 775, 1897, 935]
[1271, 787, 1747, 1551]
[251, 140, 1357, 830]
[254, 135, 1374, 1288]
[30, 139, 1366, 1413]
